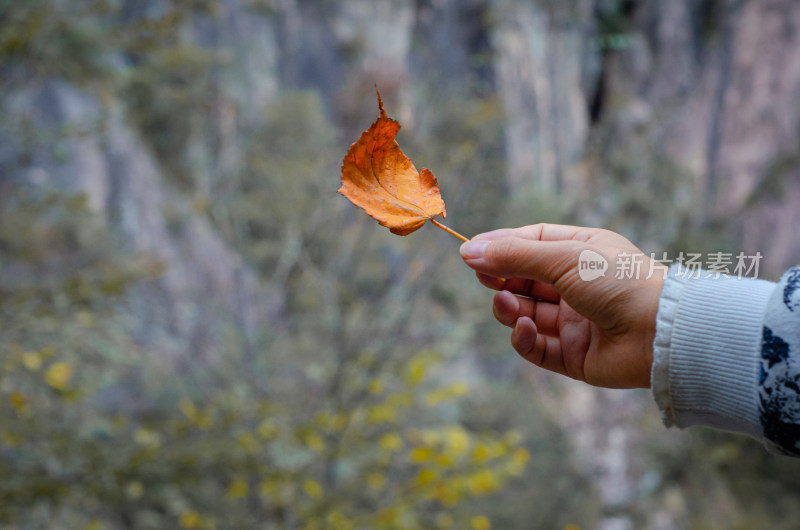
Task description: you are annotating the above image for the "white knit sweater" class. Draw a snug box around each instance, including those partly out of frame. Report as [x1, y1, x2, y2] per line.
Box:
[652, 264, 800, 456]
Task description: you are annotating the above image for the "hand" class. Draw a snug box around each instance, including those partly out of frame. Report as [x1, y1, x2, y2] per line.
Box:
[460, 224, 666, 389]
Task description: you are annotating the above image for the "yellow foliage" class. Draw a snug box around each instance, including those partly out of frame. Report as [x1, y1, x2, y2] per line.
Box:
[473, 440, 508, 464]
[367, 472, 386, 491]
[417, 429, 441, 446]
[238, 432, 257, 452]
[259, 479, 284, 501]
[491, 441, 509, 458]
[299, 517, 321, 530]
[179, 400, 214, 429]
[313, 411, 331, 428]
[443, 427, 470, 456]
[416, 469, 437, 486]
[404, 356, 428, 386]
[425, 382, 469, 407]
[504, 430, 523, 445]
[2, 358, 17, 374]
[227, 478, 249, 499]
[303, 479, 323, 499]
[436, 454, 454, 468]
[258, 419, 279, 439]
[377, 507, 398, 524]
[435, 513, 454, 528]
[468, 469, 500, 495]
[508, 448, 531, 476]
[192, 194, 209, 214]
[0, 431, 21, 446]
[312, 411, 348, 432]
[76, 310, 95, 327]
[10, 391, 27, 410]
[512, 448, 530, 465]
[329, 412, 347, 431]
[22, 352, 42, 371]
[471, 515, 491, 530]
[367, 404, 396, 424]
[126, 481, 144, 499]
[45, 362, 73, 390]
[180, 399, 198, 420]
[134, 428, 162, 447]
[386, 392, 413, 408]
[450, 382, 468, 396]
[326, 510, 355, 530]
[409, 447, 432, 463]
[305, 432, 326, 452]
[180, 511, 201, 529]
[472, 443, 490, 463]
[434, 482, 459, 507]
[379, 432, 403, 451]
[425, 392, 442, 408]
[368, 379, 383, 395]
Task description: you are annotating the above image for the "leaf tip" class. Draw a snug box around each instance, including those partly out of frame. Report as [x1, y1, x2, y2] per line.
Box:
[375, 86, 387, 119]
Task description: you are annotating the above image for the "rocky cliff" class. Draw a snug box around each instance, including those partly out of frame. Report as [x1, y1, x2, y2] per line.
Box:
[3, 1, 800, 526]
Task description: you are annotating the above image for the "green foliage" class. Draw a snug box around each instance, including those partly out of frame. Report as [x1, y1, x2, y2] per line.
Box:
[594, 0, 637, 51]
[121, 43, 219, 189]
[0, 188, 530, 528]
[0, 0, 110, 84]
[205, 91, 338, 273]
[407, 92, 508, 238]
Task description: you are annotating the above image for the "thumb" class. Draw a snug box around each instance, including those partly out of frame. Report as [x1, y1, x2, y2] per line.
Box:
[460, 237, 589, 286]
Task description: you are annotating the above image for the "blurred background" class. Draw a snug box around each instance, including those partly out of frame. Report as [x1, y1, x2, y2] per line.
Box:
[2, 0, 800, 528]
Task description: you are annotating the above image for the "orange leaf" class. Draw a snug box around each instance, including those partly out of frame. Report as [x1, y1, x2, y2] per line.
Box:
[339, 90, 451, 237]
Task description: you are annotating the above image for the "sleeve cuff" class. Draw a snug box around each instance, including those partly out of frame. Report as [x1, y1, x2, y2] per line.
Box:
[651, 264, 775, 438]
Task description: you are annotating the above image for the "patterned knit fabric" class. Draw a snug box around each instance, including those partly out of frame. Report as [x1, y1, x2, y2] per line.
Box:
[758, 267, 800, 455]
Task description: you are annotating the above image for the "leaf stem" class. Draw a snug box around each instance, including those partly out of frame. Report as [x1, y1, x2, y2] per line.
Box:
[430, 218, 469, 242]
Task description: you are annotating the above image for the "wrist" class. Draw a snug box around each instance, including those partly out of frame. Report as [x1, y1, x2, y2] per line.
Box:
[638, 273, 665, 388]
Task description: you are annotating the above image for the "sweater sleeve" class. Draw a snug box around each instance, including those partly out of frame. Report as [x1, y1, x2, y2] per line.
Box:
[650, 264, 800, 454]
[757, 267, 800, 455]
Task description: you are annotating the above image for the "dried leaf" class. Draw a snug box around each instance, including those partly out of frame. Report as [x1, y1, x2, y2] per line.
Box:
[339, 90, 449, 236]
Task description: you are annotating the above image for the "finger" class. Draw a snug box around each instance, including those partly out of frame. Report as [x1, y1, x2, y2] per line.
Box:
[493, 291, 560, 336]
[473, 224, 640, 253]
[477, 272, 561, 302]
[492, 290, 519, 327]
[511, 317, 567, 376]
[558, 320, 590, 381]
[462, 237, 586, 286]
[476, 272, 506, 291]
[499, 277, 561, 302]
[472, 223, 602, 243]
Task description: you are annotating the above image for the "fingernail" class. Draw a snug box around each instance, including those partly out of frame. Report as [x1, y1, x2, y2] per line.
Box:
[460, 240, 489, 259]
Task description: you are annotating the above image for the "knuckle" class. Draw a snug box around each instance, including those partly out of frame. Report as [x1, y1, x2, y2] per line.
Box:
[574, 229, 595, 242]
[526, 222, 546, 235]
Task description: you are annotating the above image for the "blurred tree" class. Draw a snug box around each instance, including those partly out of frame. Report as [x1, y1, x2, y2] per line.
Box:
[3, 1, 800, 529]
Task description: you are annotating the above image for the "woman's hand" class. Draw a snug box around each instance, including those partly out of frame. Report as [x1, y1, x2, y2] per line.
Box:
[460, 223, 666, 389]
